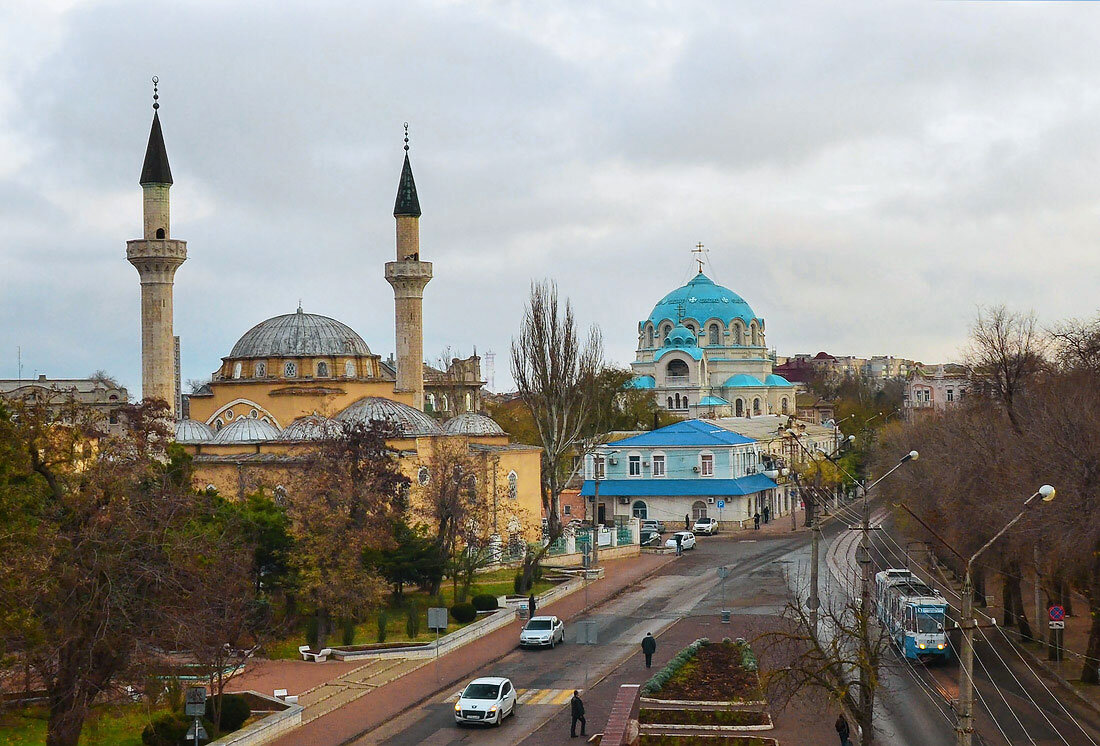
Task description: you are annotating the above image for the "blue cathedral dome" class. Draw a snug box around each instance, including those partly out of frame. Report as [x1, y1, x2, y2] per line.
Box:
[647, 273, 760, 328]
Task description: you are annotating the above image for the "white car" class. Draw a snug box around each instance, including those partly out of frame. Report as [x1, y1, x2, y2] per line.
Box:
[666, 531, 696, 550]
[520, 615, 565, 648]
[454, 677, 517, 726]
[693, 517, 719, 535]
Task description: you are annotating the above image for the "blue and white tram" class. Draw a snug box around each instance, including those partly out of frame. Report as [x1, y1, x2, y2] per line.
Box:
[874, 568, 950, 662]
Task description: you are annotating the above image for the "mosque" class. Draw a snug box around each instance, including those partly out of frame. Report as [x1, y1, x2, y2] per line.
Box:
[124, 89, 541, 536]
[628, 256, 797, 419]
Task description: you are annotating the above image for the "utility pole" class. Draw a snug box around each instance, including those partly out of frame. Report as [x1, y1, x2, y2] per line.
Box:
[957, 568, 975, 746]
[810, 506, 821, 634]
[858, 490, 874, 734]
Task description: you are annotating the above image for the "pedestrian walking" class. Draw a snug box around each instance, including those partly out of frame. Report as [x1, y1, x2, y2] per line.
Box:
[763, 505, 771, 524]
[641, 632, 657, 668]
[684, 513, 690, 530]
[570, 690, 586, 738]
[528, 592, 536, 618]
[675, 533, 683, 556]
[753, 512, 760, 530]
[835, 713, 851, 746]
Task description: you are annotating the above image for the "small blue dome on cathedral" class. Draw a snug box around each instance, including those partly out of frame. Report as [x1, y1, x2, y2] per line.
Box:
[663, 323, 698, 348]
[625, 375, 656, 389]
[765, 373, 792, 387]
[724, 373, 765, 388]
[648, 273, 759, 329]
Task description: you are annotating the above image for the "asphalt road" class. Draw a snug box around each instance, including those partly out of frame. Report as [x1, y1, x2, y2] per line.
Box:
[357, 531, 804, 745]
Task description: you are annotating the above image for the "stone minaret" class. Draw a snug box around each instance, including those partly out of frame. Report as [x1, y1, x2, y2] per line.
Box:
[127, 80, 186, 417]
[384, 127, 432, 410]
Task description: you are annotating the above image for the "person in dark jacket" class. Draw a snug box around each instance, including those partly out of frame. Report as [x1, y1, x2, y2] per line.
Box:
[674, 532, 683, 556]
[570, 691, 586, 738]
[763, 504, 771, 524]
[753, 512, 761, 530]
[641, 632, 657, 667]
[528, 592, 536, 618]
[835, 713, 851, 746]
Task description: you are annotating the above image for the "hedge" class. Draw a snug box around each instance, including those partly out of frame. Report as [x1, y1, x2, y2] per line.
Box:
[451, 602, 477, 624]
[642, 638, 710, 696]
[472, 594, 499, 611]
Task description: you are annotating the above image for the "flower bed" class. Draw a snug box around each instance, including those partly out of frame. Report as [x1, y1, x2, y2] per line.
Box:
[639, 709, 770, 727]
[642, 638, 762, 703]
[326, 641, 432, 653]
[638, 735, 778, 745]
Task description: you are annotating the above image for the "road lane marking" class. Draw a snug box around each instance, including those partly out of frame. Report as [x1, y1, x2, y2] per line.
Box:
[447, 688, 574, 706]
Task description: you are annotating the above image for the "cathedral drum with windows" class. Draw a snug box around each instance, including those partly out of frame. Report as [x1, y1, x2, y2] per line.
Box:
[627, 269, 796, 418]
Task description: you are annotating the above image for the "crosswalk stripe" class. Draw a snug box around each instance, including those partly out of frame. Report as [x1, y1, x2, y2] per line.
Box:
[550, 690, 575, 705]
[449, 688, 572, 706]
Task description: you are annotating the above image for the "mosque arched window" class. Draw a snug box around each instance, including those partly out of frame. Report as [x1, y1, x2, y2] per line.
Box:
[666, 359, 689, 379]
[508, 471, 518, 500]
[254, 361, 267, 378]
[345, 360, 356, 378]
[316, 361, 329, 378]
[708, 324, 720, 346]
[156, 228, 165, 239]
[427, 393, 437, 412]
[442, 394, 450, 412]
[284, 361, 298, 378]
[465, 392, 472, 411]
[232, 362, 242, 379]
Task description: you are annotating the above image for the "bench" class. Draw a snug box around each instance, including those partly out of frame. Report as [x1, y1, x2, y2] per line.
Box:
[273, 689, 299, 704]
[298, 645, 334, 662]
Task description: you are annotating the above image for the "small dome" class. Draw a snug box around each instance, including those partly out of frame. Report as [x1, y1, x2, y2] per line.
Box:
[764, 374, 792, 387]
[443, 413, 505, 436]
[211, 417, 283, 444]
[723, 374, 765, 388]
[228, 308, 372, 359]
[625, 375, 656, 390]
[663, 324, 698, 348]
[282, 415, 341, 441]
[175, 419, 214, 443]
[335, 396, 443, 437]
[649, 273, 760, 328]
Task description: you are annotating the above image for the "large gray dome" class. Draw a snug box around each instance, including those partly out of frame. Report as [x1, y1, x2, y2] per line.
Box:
[211, 417, 283, 444]
[282, 415, 341, 441]
[336, 396, 443, 437]
[175, 419, 215, 443]
[443, 413, 505, 436]
[229, 308, 372, 359]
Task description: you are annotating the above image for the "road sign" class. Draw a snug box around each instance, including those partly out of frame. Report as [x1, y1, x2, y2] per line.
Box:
[1049, 621, 1065, 630]
[1049, 605, 1066, 622]
[716, 500, 725, 509]
[577, 620, 598, 645]
[186, 721, 208, 742]
[428, 607, 448, 631]
[184, 687, 206, 717]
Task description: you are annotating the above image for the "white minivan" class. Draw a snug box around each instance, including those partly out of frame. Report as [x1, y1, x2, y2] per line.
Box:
[454, 677, 517, 726]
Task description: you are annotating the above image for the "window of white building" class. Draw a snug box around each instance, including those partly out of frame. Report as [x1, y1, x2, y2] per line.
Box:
[628, 454, 642, 476]
[632, 500, 648, 519]
[700, 453, 714, 477]
[593, 455, 606, 479]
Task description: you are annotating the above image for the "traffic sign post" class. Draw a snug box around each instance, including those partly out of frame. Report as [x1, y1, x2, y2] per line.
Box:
[184, 687, 207, 744]
[717, 499, 725, 530]
[1048, 605, 1066, 661]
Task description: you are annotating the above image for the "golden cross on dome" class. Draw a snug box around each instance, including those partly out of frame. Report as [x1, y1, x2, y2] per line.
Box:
[692, 242, 708, 274]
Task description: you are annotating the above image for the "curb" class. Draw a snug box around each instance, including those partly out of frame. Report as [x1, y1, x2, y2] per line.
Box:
[1003, 628, 1100, 721]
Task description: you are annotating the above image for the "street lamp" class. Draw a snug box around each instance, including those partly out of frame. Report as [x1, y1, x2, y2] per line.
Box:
[896, 484, 1055, 746]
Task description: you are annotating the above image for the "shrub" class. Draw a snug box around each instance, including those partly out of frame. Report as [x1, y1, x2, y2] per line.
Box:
[641, 638, 710, 696]
[405, 603, 422, 638]
[342, 618, 356, 646]
[513, 572, 525, 595]
[472, 594, 499, 611]
[305, 616, 320, 649]
[206, 693, 251, 733]
[377, 610, 389, 643]
[142, 713, 214, 746]
[451, 602, 477, 624]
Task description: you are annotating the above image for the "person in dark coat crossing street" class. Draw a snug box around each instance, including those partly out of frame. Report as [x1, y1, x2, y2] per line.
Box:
[641, 632, 657, 667]
[570, 690, 586, 738]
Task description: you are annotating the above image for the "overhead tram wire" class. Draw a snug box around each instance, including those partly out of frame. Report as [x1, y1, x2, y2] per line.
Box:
[828, 500, 1091, 745]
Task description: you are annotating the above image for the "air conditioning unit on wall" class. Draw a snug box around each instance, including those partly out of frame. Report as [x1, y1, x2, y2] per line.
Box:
[609, 457, 619, 465]
[707, 497, 716, 504]
[619, 497, 630, 505]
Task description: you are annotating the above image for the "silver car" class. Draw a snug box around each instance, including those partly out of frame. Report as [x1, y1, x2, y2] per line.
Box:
[519, 615, 565, 648]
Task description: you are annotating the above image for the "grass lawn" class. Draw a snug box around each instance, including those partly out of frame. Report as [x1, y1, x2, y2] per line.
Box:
[0, 704, 169, 746]
[264, 576, 557, 659]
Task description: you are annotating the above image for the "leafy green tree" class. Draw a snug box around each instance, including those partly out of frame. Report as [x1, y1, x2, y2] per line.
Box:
[365, 521, 444, 599]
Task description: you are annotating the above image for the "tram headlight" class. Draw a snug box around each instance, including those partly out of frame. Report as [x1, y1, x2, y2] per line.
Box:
[937, 644, 946, 650]
[918, 643, 926, 649]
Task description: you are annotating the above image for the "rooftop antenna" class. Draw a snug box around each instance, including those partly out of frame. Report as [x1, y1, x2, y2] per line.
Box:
[692, 242, 708, 274]
[152, 76, 159, 110]
[17, 346, 22, 381]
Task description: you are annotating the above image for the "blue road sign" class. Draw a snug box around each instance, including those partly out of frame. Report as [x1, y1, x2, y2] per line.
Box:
[717, 500, 725, 509]
[1049, 605, 1066, 622]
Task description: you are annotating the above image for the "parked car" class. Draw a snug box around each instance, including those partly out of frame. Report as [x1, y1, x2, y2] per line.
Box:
[693, 517, 719, 535]
[665, 531, 696, 550]
[640, 529, 662, 547]
[641, 519, 665, 534]
[520, 616, 565, 648]
[454, 677, 517, 726]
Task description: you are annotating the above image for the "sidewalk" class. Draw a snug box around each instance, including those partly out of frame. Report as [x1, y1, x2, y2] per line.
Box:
[262, 551, 677, 745]
[727, 506, 812, 539]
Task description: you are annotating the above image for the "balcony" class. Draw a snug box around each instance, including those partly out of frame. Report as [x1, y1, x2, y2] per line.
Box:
[665, 375, 692, 385]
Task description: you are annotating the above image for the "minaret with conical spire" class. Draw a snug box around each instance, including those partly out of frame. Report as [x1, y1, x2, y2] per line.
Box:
[127, 77, 186, 417]
[385, 124, 432, 410]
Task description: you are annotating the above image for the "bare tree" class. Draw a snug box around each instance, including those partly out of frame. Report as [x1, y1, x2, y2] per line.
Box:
[1050, 313, 1100, 374]
[967, 305, 1046, 433]
[510, 280, 603, 586]
[758, 570, 894, 746]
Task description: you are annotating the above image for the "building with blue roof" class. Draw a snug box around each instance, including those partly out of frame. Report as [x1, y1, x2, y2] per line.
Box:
[580, 419, 790, 531]
[628, 266, 797, 419]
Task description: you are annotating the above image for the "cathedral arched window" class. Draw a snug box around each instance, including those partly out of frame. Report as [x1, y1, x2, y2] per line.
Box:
[667, 396, 673, 409]
[345, 360, 356, 378]
[781, 397, 789, 414]
[735, 399, 744, 417]
[666, 359, 689, 379]
[751, 324, 759, 346]
[284, 361, 297, 378]
[316, 361, 329, 377]
[753, 397, 761, 415]
[734, 324, 743, 346]
[646, 326, 654, 348]
[254, 361, 267, 378]
[156, 228, 165, 239]
[674, 394, 681, 409]
[708, 324, 719, 346]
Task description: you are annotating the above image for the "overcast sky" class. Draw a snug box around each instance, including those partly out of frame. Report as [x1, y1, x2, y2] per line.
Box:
[2, 0, 1099, 394]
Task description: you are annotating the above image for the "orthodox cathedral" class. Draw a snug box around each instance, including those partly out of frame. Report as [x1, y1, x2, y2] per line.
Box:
[124, 89, 540, 536]
[628, 267, 797, 419]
